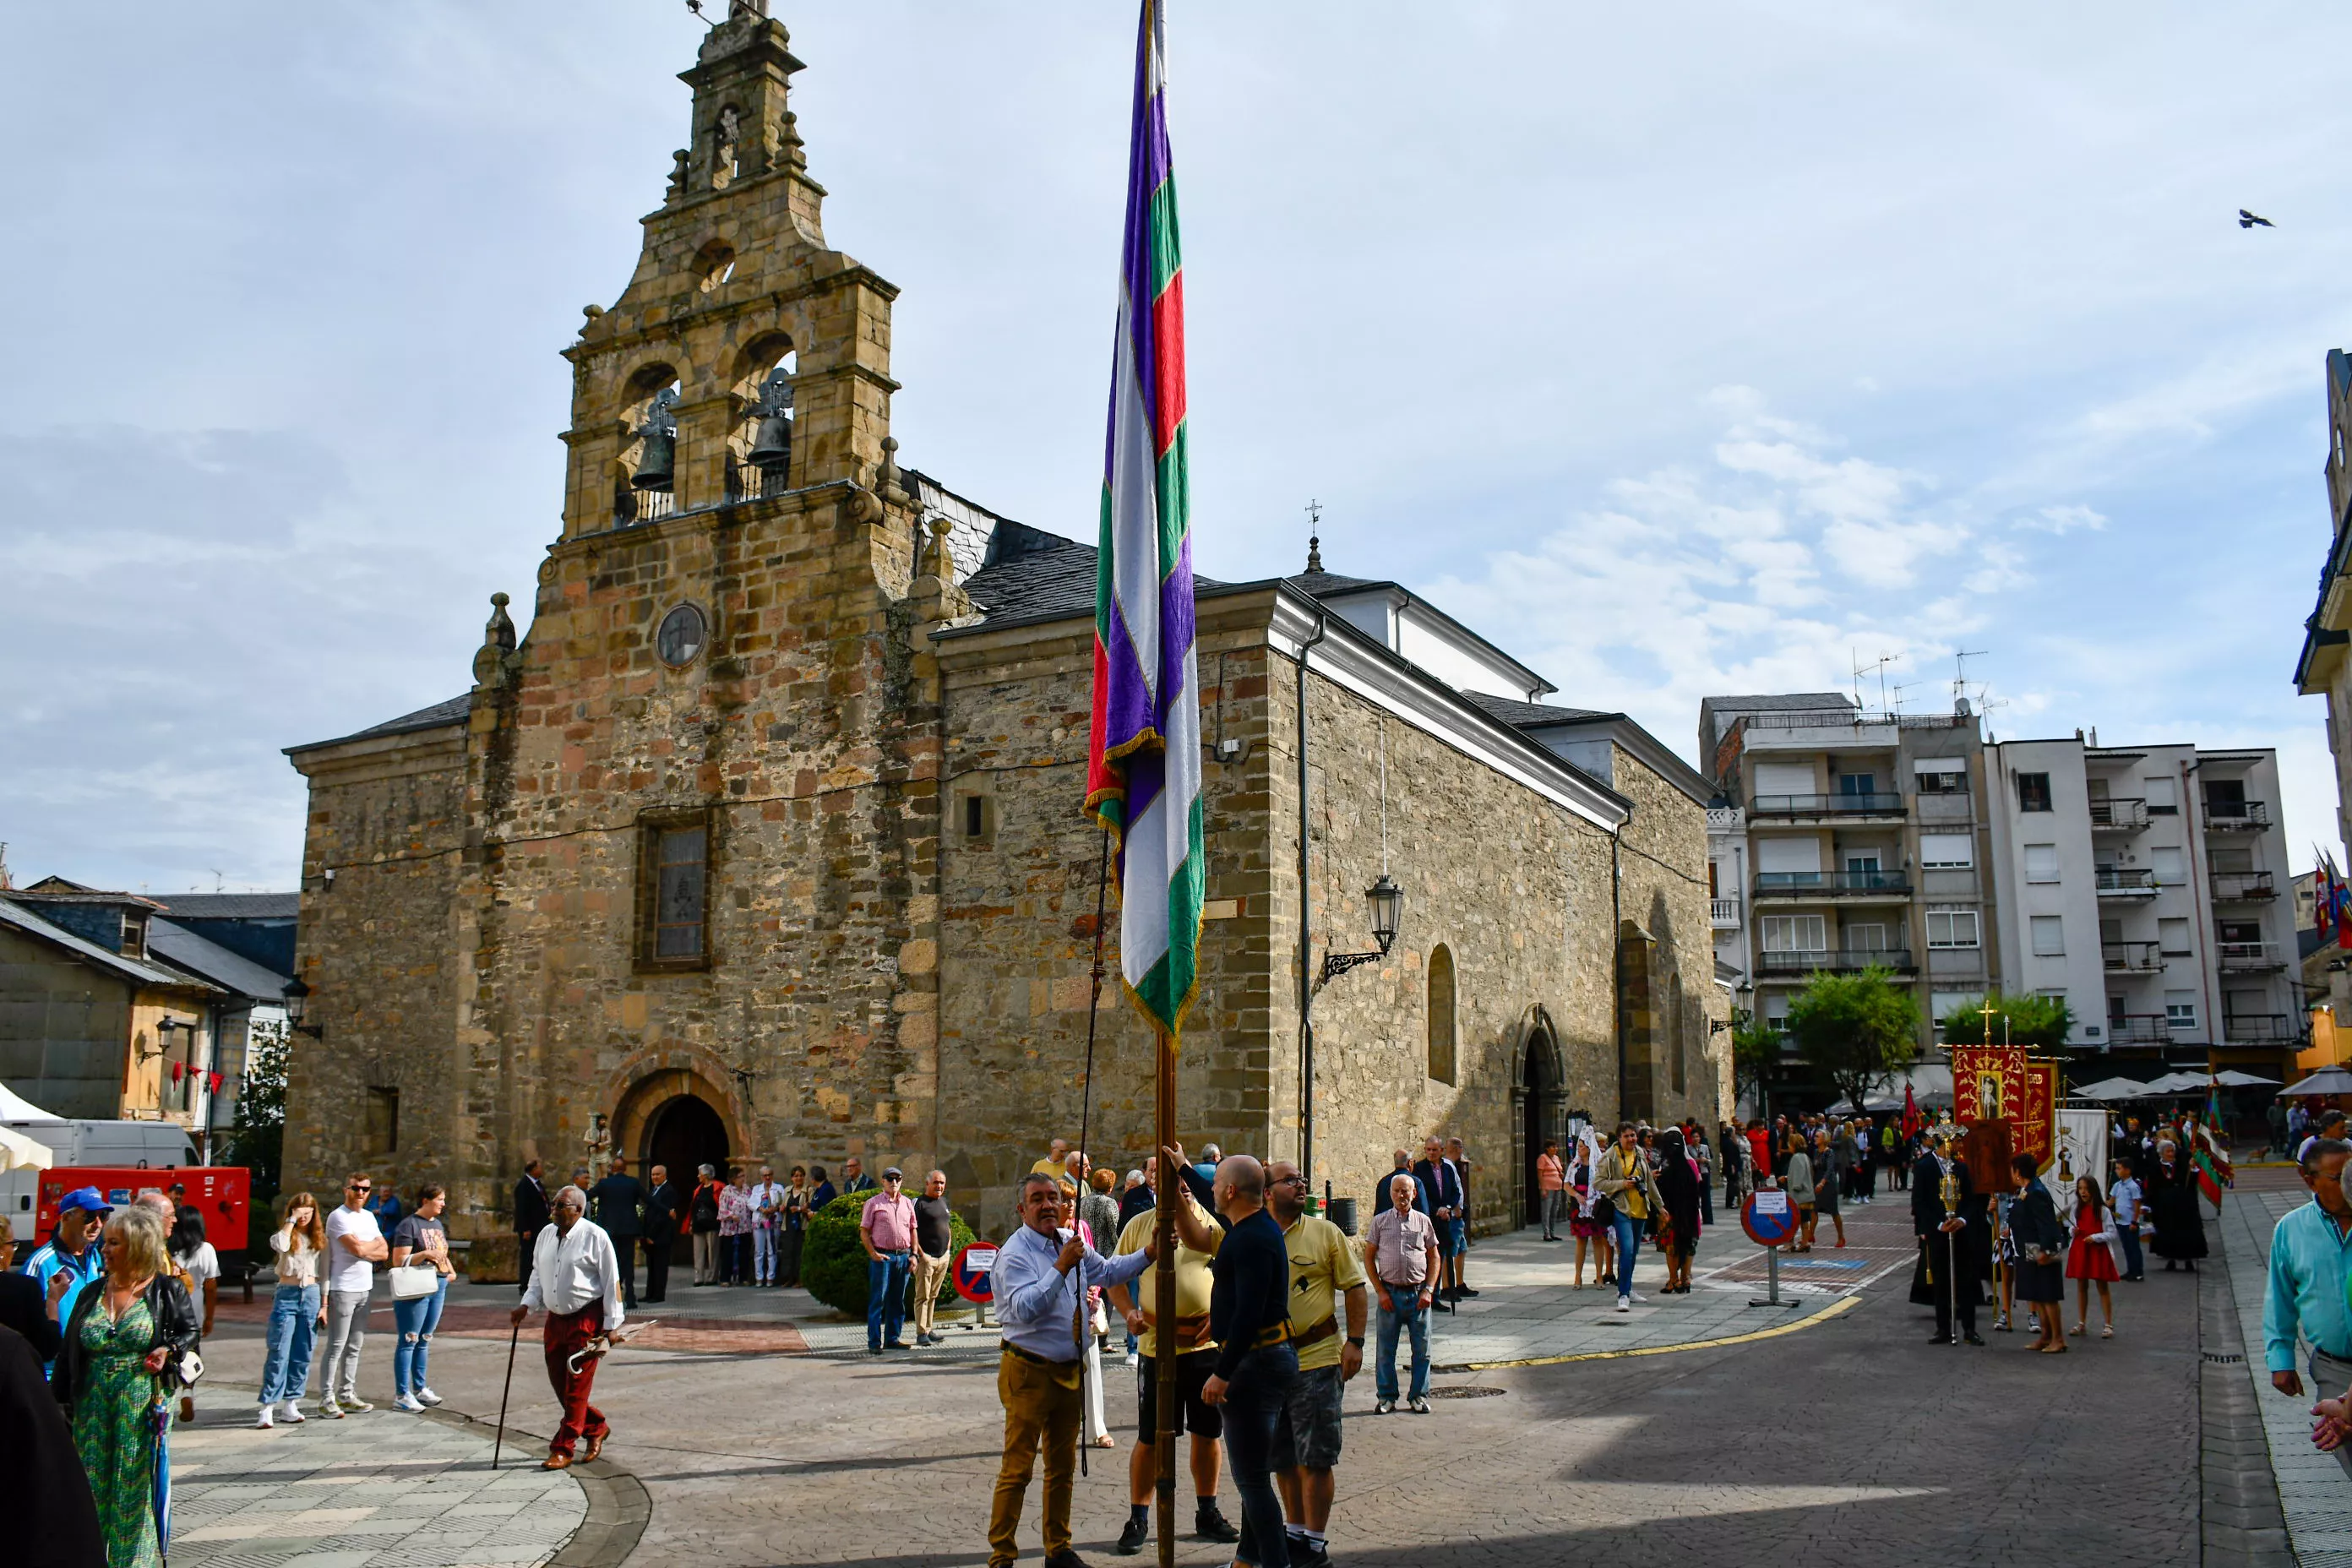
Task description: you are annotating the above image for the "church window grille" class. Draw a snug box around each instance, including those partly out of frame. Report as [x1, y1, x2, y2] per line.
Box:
[637, 809, 716, 970]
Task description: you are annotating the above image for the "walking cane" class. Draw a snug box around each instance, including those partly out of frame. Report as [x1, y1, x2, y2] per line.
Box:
[492, 1317, 522, 1471]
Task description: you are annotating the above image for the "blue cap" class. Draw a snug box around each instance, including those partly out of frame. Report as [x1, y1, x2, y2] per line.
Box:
[57, 1186, 112, 1217]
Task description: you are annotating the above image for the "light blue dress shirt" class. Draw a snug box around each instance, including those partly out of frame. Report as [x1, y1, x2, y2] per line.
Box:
[2263, 1199, 2352, 1372]
[994, 1222, 1153, 1363]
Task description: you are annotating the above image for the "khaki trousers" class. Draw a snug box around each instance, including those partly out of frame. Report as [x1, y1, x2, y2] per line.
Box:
[988, 1348, 1081, 1568]
[911, 1249, 951, 1336]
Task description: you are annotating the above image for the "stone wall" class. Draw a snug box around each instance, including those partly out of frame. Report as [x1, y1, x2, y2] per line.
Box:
[284, 726, 467, 1205]
[934, 598, 1278, 1233]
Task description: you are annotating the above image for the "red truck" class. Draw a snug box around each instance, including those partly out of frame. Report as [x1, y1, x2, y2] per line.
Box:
[36, 1166, 251, 1252]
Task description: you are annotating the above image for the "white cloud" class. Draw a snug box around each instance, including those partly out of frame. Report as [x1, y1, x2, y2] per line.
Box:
[2015, 504, 2107, 535]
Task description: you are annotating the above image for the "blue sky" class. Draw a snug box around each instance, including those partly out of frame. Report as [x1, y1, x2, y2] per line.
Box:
[3, 3, 2348, 892]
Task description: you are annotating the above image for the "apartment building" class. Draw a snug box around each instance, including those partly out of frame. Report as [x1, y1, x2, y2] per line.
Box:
[1983, 736, 2298, 1076]
[1701, 694, 1998, 1092]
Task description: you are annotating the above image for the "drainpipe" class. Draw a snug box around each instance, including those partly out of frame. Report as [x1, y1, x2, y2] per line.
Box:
[1295, 609, 1330, 1186]
[1611, 820, 1625, 1123]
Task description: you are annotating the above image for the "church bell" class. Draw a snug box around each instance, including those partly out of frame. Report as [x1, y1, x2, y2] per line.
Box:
[631, 428, 676, 493]
[746, 368, 793, 471]
[630, 388, 680, 493]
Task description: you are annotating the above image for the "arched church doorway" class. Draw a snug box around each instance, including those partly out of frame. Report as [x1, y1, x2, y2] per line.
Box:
[643, 1093, 728, 1264]
[1517, 1017, 1565, 1228]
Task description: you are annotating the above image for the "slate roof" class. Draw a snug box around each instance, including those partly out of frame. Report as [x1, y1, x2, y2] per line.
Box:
[286, 694, 472, 756]
[152, 893, 299, 920]
[0, 898, 218, 993]
[146, 918, 293, 1002]
[1461, 692, 1617, 728]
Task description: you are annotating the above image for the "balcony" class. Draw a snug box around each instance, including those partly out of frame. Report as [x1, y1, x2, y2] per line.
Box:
[2224, 1012, 2301, 1043]
[2212, 871, 2278, 902]
[1749, 792, 1908, 821]
[2204, 800, 2271, 832]
[2094, 868, 2158, 898]
[1750, 870, 1913, 901]
[2107, 1014, 2172, 1045]
[2101, 941, 2162, 973]
[2089, 798, 2150, 833]
[1710, 896, 1742, 929]
[2218, 940, 2286, 973]
[1755, 947, 1918, 977]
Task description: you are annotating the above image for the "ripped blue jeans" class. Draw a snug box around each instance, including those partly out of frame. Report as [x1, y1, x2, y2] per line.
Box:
[392, 1276, 449, 1397]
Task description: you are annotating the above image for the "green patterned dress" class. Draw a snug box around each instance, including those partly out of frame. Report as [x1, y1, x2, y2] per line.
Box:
[72, 1294, 163, 1568]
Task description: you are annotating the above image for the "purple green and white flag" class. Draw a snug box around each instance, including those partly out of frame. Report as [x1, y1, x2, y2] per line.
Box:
[1086, 0, 1202, 1039]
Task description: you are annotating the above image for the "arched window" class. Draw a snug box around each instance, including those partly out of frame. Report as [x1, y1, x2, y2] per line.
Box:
[1668, 979, 1687, 1095]
[1427, 945, 1457, 1085]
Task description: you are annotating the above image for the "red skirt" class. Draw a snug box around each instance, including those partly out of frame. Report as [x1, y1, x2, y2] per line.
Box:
[2066, 1232, 2119, 1282]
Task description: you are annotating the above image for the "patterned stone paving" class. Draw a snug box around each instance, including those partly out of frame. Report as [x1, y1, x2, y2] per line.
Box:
[167, 1407, 585, 1568]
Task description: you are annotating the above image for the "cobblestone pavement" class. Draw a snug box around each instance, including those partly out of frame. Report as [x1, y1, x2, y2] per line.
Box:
[166, 1402, 585, 1568]
[193, 1175, 2208, 1566]
[2223, 1162, 2352, 1567]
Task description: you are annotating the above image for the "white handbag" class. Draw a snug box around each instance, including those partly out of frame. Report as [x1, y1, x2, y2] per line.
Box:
[389, 1262, 442, 1301]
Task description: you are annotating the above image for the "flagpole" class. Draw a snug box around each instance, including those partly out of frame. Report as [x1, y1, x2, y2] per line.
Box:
[1154, 1024, 1179, 1568]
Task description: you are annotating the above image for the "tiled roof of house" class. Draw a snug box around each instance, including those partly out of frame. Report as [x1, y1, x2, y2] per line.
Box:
[146, 918, 293, 1002]
[0, 898, 217, 992]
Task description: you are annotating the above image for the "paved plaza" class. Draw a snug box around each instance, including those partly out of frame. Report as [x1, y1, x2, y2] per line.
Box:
[173, 1175, 2294, 1566]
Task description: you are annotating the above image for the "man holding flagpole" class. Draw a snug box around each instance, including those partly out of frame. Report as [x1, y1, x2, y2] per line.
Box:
[1081, 4, 1206, 1568]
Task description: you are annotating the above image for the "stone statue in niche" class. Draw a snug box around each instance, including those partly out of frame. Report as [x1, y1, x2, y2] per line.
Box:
[714, 106, 742, 184]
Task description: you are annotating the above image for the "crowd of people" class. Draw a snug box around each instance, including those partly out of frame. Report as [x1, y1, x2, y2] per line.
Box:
[3, 1183, 220, 1568]
[0, 1096, 2278, 1568]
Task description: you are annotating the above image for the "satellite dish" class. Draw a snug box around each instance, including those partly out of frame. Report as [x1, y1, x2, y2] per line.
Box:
[1954, 695, 1973, 718]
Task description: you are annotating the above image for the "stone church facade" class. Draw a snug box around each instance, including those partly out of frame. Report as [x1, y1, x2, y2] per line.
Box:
[282, 6, 1727, 1244]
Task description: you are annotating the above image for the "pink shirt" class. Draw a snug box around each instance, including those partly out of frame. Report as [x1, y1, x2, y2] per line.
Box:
[860, 1191, 917, 1251]
[1537, 1152, 1565, 1193]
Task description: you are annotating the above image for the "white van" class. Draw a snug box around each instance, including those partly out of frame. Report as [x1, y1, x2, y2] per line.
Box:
[0, 1119, 199, 1241]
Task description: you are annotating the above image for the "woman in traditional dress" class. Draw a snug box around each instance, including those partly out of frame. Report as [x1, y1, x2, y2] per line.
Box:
[1568, 1133, 1611, 1288]
[53, 1204, 198, 1568]
[2148, 1139, 2208, 1272]
[1655, 1129, 1703, 1293]
[2066, 1173, 2121, 1339]
[2008, 1155, 2067, 1353]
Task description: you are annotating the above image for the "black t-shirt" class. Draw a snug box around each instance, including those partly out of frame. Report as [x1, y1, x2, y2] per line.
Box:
[1208, 1206, 1291, 1381]
[913, 1195, 954, 1256]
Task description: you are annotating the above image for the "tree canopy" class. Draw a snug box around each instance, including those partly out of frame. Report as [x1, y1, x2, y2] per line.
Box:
[1936, 991, 2072, 1051]
[1783, 966, 1919, 1113]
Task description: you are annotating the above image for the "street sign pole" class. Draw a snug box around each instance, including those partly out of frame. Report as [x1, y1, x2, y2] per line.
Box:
[1741, 1189, 1802, 1309]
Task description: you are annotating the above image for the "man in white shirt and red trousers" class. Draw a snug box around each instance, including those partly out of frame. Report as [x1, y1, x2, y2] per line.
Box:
[509, 1184, 626, 1470]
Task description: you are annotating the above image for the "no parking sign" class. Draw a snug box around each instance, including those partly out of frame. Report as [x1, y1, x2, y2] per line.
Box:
[952, 1241, 999, 1303]
[1741, 1189, 1801, 1248]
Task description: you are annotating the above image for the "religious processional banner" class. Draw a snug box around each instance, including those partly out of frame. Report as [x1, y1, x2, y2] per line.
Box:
[1952, 1046, 2057, 1172]
[1951, 1045, 2027, 1125]
[2055, 1108, 2109, 1195]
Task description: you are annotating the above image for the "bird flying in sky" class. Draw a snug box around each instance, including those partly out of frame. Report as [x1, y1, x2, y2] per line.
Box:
[2240, 209, 2275, 229]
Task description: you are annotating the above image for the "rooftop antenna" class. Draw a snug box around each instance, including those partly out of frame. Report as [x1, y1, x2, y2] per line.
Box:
[1852, 649, 1895, 716]
[1304, 498, 1324, 574]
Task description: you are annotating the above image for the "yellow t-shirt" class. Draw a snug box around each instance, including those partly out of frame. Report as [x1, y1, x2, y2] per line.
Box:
[1282, 1214, 1366, 1372]
[1031, 1157, 1078, 1195]
[1114, 1201, 1221, 1359]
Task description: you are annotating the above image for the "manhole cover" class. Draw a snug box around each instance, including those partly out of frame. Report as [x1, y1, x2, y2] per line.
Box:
[1426, 1385, 1506, 1400]
[2203, 1352, 2246, 1364]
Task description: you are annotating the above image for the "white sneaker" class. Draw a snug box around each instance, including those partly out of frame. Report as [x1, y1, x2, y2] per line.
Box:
[257, 1405, 275, 1429]
[340, 1396, 373, 1413]
[279, 1401, 306, 1424]
[320, 1399, 345, 1419]
[393, 1394, 425, 1413]
[1123, 1352, 1138, 1368]
[415, 1387, 444, 1407]
[1615, 1296, 1631, 1314]
[1626, 1291, 1648, 1304]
